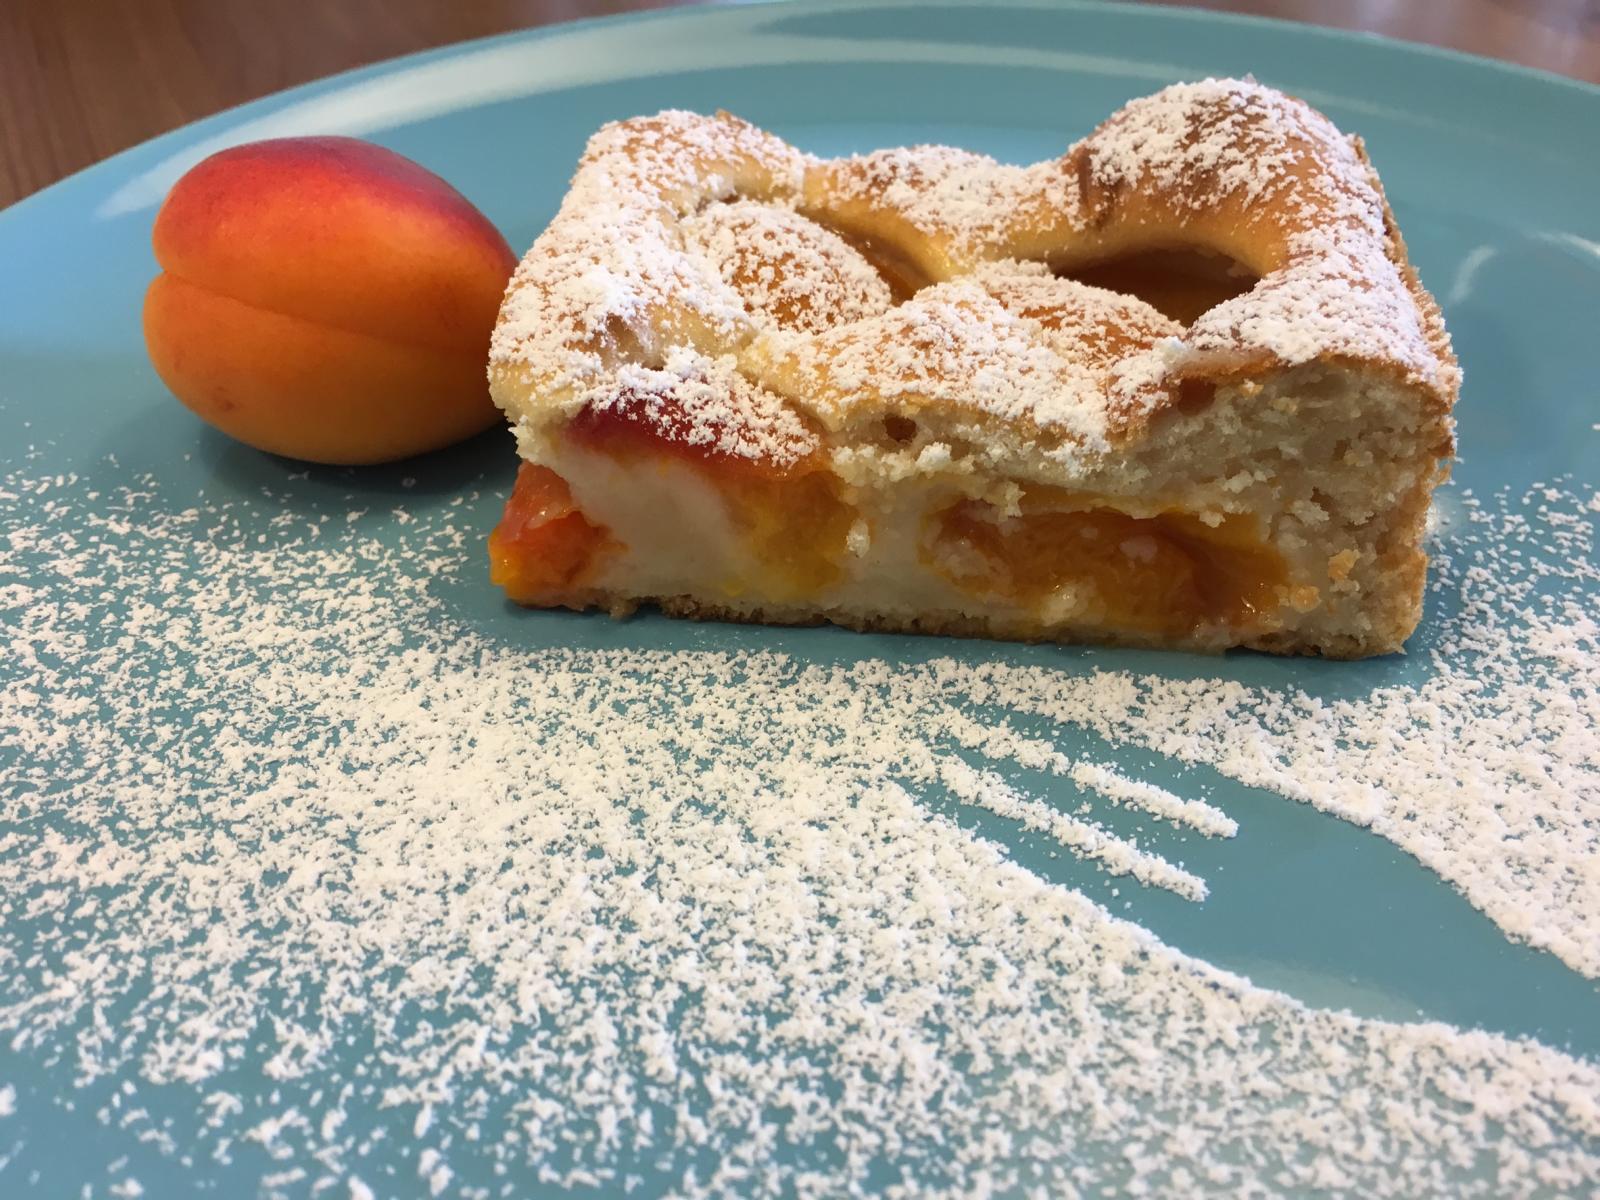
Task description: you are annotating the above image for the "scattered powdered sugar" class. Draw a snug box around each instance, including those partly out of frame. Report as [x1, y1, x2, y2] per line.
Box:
[1070, 763, 1238, 840]
[1, 466, 1597, 1196]
[932, 754, 1209, 901]
[955, 481, 1600, 976]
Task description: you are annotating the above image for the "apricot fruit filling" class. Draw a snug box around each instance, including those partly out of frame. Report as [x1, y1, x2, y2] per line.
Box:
[927, 500, 1287, 636]
[489, 464, 616, 603]
[492, 401, 856, 605]
[714, 470, 856, 599]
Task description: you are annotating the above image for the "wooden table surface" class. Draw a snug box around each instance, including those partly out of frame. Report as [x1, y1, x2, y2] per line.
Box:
[3, 0, 1597, 209]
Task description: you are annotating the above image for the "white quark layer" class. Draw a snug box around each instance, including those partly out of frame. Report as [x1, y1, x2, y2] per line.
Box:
[0, 467, 1596, 1198]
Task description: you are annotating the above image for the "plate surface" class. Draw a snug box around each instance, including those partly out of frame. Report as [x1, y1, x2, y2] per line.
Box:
[2, 2, 1598, 1196]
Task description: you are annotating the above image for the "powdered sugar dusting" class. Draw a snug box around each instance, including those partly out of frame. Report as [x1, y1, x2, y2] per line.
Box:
[492, 80, 1455, 479]
[576, 346, 820, 469]
[1, 465, 1596, 1195]
[747, 278, 1114, 450]
[681, 199, 892, 335]
[1081, 80, 1456, 393]
[814, 146, 1038, 262]
[959, 481, 1600, 975]
[1071, 763, 1239, 840]
[1084, 77, 1320, 209]
[489, 111, 807, 405]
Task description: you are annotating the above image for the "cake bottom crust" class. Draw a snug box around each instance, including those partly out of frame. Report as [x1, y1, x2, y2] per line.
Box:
[511, 584, 1421, 660]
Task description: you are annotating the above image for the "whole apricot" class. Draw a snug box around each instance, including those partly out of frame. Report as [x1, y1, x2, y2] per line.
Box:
[143, 136, 516, 465]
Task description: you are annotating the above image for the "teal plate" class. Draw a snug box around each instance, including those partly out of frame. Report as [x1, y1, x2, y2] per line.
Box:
[3, 2, 1599, 1195]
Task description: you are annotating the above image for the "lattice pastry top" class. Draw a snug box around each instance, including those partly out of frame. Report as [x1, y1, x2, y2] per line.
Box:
[489, 78, 1458, 475]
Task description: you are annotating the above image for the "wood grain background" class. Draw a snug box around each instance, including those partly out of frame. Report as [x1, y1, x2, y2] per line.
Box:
[3, 0, 1597, 209]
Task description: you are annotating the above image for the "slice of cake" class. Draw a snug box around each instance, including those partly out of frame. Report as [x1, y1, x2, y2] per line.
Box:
[486, 79, 1458, 657]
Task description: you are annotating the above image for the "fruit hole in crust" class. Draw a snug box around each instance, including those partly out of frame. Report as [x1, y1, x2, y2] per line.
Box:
[882, 416, 919, 444]
[1176, 378, 1216, 413]
[1052, 246, 1258, 325]
[801, 214, 930, 302]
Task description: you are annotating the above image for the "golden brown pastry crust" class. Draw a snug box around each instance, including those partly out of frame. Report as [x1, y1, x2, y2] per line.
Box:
[487, 79, 1460, 658]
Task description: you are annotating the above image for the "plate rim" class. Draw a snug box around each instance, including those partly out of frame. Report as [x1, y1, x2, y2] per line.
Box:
[4, 0, 1599, 227]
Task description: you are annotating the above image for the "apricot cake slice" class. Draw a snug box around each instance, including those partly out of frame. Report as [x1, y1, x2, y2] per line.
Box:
[486, 79, 1458, 657]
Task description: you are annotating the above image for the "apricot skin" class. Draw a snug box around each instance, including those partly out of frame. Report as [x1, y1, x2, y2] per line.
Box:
[143, 137, 516, 465]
